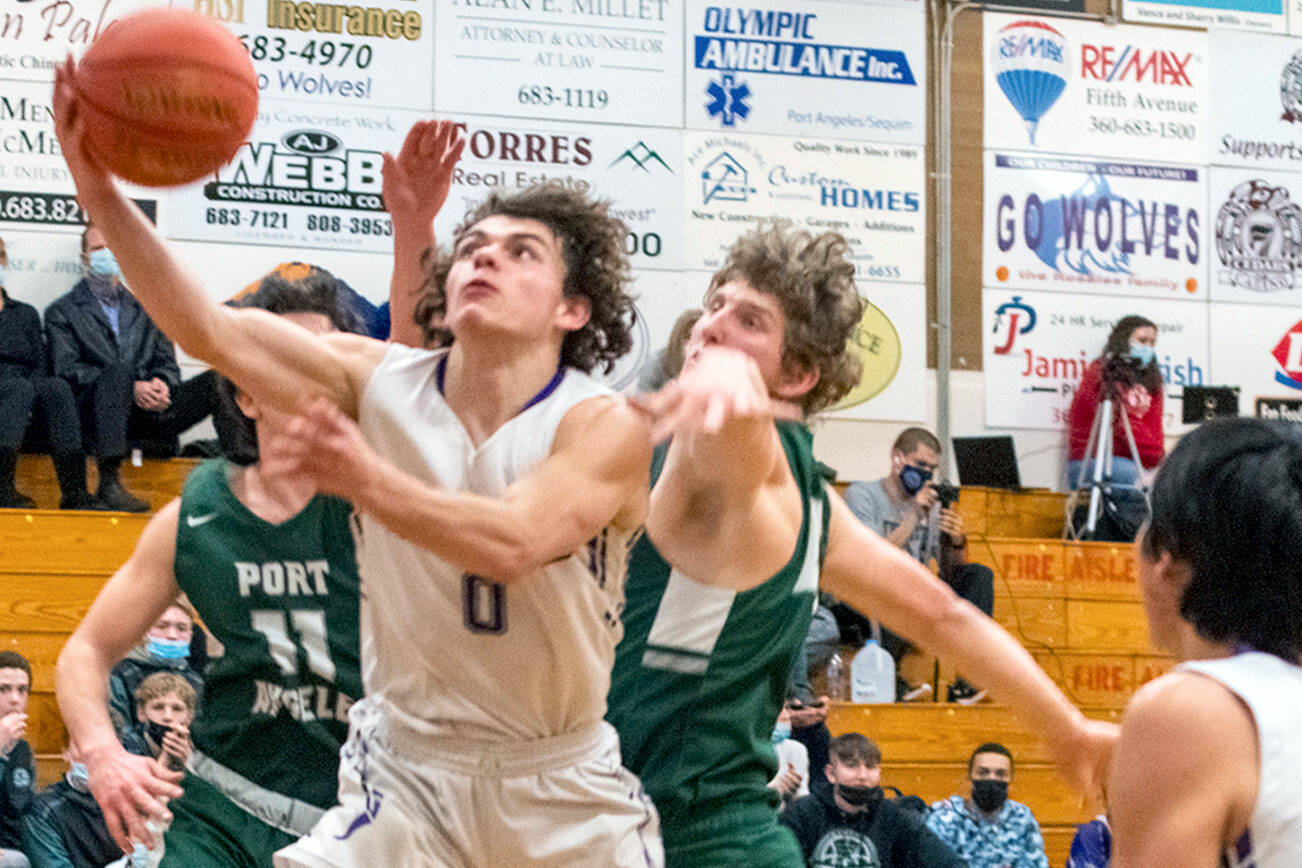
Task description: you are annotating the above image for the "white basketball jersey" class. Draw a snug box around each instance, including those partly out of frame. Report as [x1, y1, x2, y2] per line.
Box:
[1180, 652, 1302, 868]
[355, 344, 633, 741]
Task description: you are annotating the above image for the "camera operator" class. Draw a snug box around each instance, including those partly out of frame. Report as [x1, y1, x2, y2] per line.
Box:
[841, 428, 995, 704]
[1066, 315, 1164, 492]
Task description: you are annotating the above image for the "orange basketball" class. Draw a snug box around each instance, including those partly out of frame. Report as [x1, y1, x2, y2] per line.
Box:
[73, 8, 258, 188]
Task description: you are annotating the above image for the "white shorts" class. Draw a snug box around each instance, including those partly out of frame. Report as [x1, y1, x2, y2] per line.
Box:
[274, 698, 662, 868]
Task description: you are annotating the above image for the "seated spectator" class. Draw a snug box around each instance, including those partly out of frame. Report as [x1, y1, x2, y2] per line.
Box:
[23, 673, 194, 868]
[0, 237, 97, 510]
[786, 696, 831, 800]
[842, 427, 994, 703]
[1, 652, 34, 868]
[767, 705, 809, 812]
[782, 733, 963, 867]
[44, 226, 215, 512]
[1067, 814, 1110, 868]
[926, 742, 1049, 868]
[107, 602, 203, 732]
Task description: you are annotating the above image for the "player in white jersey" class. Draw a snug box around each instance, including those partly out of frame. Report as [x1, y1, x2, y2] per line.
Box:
[54, 75, 660, 867]
[1109, 417, 1302, 868]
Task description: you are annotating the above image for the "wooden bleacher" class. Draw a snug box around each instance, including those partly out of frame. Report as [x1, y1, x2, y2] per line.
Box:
[1, 475, 1157, 866]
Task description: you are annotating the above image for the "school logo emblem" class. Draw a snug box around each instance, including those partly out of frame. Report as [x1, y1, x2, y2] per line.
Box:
[1215, 180, 1302, 292]
[1271, 320, 1302, 389]
[992, 295, 1038, 355]
[1281, 49, 1302, 123]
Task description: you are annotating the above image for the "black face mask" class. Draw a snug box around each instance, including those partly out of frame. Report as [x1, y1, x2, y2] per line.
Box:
[898, 464, 932, 496]
[144, 720, 173, 753]
[971, 779, 1008, 813]
[837, 784, 883, 809]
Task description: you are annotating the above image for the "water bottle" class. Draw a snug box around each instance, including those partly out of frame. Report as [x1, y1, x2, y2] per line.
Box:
[825, 652, 847, 701]
[850, 623, 895, 703]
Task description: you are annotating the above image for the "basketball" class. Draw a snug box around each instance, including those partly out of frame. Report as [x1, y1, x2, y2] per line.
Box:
[72, 8, 258, 188]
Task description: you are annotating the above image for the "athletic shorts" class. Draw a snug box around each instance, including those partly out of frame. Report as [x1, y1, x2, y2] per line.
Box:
[159, 774, 299, 868]
[659, 801, 803, 868]
[274, 698, 663, 868]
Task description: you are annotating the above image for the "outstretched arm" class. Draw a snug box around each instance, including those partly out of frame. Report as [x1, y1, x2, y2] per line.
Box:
[56, 500, 186, 852]
[641, 347, 805, 590]
[383, 119, 465, 347]
[820, 491, 1118, 798]
[264, 395, 651, 583]
[52, 60, 367, 416]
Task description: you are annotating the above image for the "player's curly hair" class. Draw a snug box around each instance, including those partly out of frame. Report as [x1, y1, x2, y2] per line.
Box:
[418, 183, 635, 374]
[708, 222, 864, 415]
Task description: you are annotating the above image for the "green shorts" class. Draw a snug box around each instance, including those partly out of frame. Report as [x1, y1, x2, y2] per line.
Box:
[661, 801, 802, 868]
[159, 774, 298, 868]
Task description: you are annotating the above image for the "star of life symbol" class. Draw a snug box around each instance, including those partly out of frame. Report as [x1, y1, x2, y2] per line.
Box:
[706, 74, 751, 127]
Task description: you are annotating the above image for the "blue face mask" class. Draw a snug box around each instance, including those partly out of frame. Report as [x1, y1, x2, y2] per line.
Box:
[147, 636, 190, 661]
[66, 762, 90, 792]
[87, 248, 120, 278]
[771, 722, 791, 743]
[1129, 343, 1155, 365]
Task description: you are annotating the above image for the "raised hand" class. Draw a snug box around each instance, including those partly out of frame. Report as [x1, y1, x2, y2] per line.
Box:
[382, 119, 468, 233]
[52, 56, 116, 198]
[0, 711, 26, 755]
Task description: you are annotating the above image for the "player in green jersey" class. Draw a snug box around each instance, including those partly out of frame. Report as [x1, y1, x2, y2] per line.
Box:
[609, 223, 1118, 867]
[57, 274, 364, 867]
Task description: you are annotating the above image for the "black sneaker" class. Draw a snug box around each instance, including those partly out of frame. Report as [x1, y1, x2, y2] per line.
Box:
[96, 482, 149, 513]
[61, 491, 111, 511]
[895, 675, 933, 702]
[946, 678, 987, 705]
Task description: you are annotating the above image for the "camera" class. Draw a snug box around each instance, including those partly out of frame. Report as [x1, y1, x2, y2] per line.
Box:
[933, 482, 960, 507]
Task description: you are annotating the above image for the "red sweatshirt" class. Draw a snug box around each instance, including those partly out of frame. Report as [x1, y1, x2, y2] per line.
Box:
[1067, 359, 1165, 468]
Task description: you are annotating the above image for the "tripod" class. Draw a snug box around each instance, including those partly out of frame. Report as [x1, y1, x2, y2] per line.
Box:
[1066, 382, 1149, 540]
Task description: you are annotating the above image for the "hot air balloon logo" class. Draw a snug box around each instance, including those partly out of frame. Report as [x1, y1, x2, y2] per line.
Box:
[992, 20, 1068, 146]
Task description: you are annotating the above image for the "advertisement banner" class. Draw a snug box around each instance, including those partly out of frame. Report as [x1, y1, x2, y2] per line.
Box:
[683, 0, 926, 144]
[433, 0, 684, 128]
[0, 228, 85, 311]
[1208, 166, 1302, 304]
[983, 14, 1208, 164]
[828, 281, 926, 422]
[0, 0, 163, 82]
[1124, 0, 1284, 32]
[984, 151, 1207, 300]
[215, 0, 435, 110]
[983, 288, 1209, 431]
[1208, 300, 1302, 409]
[684, 131, 925, 281]
[1209, 30, 1302, 171]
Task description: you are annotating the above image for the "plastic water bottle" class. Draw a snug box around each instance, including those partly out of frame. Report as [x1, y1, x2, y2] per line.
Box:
[851, 626, 896, 703]
[825, 652, 847, 701]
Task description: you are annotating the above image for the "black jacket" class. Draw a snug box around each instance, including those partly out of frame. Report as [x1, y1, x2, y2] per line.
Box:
[0, 738, 34, 849]
[781, 786, 967, 868]
[44, 280, 181, 390]
[0, 289, 45, 381]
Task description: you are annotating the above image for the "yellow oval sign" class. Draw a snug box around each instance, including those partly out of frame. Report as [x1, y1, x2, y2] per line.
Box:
[830, 298, 902, 411]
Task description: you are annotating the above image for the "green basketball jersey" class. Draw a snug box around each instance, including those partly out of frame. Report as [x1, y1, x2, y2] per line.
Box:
[608, 421, 828, 821]
[173, 459, 361, 809]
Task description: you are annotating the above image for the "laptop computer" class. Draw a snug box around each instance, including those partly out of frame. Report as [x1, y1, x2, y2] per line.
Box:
[952, 436, 1021, 490]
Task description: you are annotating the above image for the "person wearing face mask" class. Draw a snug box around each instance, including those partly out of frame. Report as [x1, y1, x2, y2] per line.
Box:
[43, 226, 217, 512]
[105, 603, 203, 734]
[926, 742, 1049, 868]
[781, 734, 964, 868]
[841, 428, 996, 704]
[0, 235, 100, 511]
[1066, 315, 1165, 493]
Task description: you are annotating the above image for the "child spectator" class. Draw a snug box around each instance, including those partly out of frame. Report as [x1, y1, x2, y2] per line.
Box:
[107, 603, 202, 731]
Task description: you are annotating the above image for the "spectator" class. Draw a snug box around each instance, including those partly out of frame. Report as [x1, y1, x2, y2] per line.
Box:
[22, 673, 193, 868]
[767, 705, 809, 812]
[0, 237, 97, 510]
[0, 651, 34, 868]
[926, 742, 1049, 868]
[106, 602, 202, 732]
[782, 733, 964, 867]
[1066, 315, 1163, 490]
[44, 226, 216, 512]
[1067, 815, 1110, 868]
[842, 428, 995, 703]
[787, 696, 831, 800]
